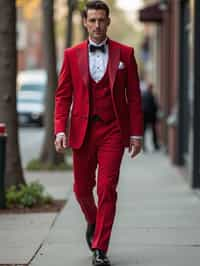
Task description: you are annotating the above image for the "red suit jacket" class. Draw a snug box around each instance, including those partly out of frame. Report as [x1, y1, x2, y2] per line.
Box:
[54, 39, 143, 149]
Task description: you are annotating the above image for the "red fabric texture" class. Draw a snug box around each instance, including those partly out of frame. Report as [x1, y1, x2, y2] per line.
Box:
[54, 39, 143, 148]
[73, 119, 124, 252]
[54, 38, 143, 252]
[89, 67, 116, 122]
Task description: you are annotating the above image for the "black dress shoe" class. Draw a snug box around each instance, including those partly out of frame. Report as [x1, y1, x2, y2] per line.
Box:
[86, 223, 95, 251]
[92, 249, 111, 266]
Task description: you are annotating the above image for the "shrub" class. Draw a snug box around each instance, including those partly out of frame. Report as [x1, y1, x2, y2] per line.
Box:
[6, 181, 53, 208]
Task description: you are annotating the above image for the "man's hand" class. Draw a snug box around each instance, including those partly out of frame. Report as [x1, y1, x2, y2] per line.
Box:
[128, 138, 142, 158]
[54, 134, 68, 153]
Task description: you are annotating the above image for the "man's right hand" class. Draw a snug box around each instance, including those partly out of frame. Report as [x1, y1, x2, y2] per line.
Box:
[54, 133, 68, 153]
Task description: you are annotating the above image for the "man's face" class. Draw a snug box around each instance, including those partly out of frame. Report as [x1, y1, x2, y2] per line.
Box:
[83, 9, 110, 44]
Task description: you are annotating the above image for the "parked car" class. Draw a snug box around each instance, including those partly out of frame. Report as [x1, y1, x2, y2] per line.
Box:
[17, 69, 47, 92]
[17, 91, 45, 126]
[17, 69, 47, 126]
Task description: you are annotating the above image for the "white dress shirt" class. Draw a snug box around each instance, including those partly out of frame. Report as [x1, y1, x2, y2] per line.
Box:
[88, 38, 108, 82]
[56, 38, 142, 141]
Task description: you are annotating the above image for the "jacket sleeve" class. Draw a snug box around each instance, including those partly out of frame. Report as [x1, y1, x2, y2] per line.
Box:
[126, 48, 143, 136]
[54, 50, 73, 135]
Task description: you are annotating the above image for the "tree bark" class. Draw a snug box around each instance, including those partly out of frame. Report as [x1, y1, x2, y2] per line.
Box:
[66, 0, 77, 47]
[77, 0, 88, 41]
[40, 0, 64, 164]
[0, 1, 25, 188]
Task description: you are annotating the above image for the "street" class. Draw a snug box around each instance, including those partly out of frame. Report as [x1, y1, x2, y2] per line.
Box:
[19, 127, 44, 168]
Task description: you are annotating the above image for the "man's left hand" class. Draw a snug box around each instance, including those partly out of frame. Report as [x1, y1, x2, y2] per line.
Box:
[128, 138, 142, 158]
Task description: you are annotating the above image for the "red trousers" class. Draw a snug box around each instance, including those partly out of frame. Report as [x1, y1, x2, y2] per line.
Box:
[72, 119, 125, 252]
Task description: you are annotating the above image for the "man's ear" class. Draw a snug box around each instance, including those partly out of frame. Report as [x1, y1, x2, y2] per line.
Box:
[83, 17, 87, 28]
[107, 17, 111, 26]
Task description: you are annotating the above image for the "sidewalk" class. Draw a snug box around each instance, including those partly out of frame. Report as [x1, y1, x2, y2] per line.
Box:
[0, 171, 73, 265]
[28, 151, 200, 266]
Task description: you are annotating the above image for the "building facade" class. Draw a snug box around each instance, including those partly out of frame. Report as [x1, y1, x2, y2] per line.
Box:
[139, 0, 200, 188]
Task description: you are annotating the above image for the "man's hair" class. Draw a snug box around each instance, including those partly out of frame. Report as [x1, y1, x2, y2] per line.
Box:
[82, 0, 110, 18]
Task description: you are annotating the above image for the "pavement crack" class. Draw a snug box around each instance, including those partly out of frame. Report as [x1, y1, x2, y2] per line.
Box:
[27, 210, 63, 265]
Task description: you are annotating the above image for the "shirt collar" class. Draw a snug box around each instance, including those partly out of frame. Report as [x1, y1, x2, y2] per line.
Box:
[88, 38, 108, 47]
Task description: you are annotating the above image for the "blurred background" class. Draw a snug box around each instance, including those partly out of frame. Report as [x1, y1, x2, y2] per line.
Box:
[0, 0, 199, 191]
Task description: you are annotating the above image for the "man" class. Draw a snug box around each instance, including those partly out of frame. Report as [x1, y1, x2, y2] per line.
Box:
[141, 83, 160, 151]
[54, 1, 143, 265]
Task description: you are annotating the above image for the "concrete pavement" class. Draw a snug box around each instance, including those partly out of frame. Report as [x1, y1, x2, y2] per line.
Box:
[29, 151, 200, 266]
[0, 213, 56, 264]
[0, 171, 73, 265]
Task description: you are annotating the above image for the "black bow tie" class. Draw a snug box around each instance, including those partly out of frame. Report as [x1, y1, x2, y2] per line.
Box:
[89, 44, 106, 53]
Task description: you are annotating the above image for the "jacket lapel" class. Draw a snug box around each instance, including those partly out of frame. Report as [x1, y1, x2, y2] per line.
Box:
[76, 39, 120, 90]
[108, 39, 120, 92]
[77, 41, 89, 88]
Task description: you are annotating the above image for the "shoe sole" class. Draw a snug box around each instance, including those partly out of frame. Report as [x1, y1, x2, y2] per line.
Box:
[92, 258, 111, 266]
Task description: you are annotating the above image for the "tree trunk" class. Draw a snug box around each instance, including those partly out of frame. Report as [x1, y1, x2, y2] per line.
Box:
[78, 0, 88, 41]
[40, 0, 64, 164]
[66, 0, 77, 48]
[0, 1, 25, 188]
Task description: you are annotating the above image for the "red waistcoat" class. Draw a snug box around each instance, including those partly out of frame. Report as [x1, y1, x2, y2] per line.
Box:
[89, 67, 116, 123]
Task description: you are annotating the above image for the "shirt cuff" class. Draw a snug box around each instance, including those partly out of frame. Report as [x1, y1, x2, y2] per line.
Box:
[130, 136, 143, 140]
[56, 132, 65, 138]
